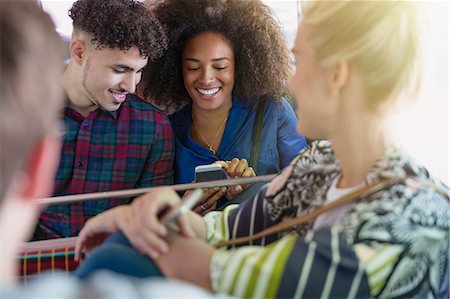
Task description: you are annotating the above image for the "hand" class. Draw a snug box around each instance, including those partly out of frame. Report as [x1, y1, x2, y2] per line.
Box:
[75, 205, 129, 261]
[191, 187, 227, 216]
[76, 188, 196, 261]
[216, 158, 256, 199]
[155, 231, 214, 291]
[120, 187, 195, 259]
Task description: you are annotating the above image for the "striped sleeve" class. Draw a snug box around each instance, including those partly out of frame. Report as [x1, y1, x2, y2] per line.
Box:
[210, 226, 371, 299]
[204, 205, 240, 244]
[204, 184, 278, 246]
[354, 243, 403, 295]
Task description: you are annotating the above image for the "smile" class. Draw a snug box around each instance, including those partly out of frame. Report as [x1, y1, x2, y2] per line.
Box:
[110, 90, 127, 104]
[196, 87, 220, 97]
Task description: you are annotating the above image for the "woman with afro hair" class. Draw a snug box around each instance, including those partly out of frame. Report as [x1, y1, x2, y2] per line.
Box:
[139, 0, 307, 213]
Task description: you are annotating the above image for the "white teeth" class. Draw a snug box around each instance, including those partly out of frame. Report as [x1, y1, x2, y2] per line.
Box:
[197, 88, 220, 95]
[111, 91, 126, 99]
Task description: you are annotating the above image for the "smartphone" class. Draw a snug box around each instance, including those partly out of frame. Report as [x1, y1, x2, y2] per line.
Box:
[162, 188, 203, 231]
[195, 164, 224, 182]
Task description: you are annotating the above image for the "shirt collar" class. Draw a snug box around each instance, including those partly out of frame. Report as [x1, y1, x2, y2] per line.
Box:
[64, 106, 119, 120]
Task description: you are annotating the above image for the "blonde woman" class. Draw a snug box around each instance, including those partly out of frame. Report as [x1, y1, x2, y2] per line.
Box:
[76, 1, 449, 298]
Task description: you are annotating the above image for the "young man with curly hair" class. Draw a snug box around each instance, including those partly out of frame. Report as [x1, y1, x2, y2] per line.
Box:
[32, 0, 175, 241]
[139, 0, 307, 213]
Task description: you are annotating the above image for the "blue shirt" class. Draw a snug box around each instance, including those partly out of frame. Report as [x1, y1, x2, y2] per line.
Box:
[169, 97, 307, 184]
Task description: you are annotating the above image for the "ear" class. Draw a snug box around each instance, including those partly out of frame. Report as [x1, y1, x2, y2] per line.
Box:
[70, 38, 87, 66]
[329, 60, 349, 98]
[21, 134, 61, 200]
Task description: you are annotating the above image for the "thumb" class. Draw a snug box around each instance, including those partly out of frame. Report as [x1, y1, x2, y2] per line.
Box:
[177, 216, 195, 238]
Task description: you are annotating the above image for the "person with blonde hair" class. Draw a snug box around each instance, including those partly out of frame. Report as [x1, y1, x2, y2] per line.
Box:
[75, 1, 449, 298]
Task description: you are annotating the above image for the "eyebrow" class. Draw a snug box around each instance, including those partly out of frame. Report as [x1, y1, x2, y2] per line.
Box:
[112, 64, 144, 72]
[184, 57, 231, 62]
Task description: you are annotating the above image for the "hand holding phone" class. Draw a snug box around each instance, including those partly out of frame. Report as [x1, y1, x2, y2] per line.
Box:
[161, 188, 203, 232]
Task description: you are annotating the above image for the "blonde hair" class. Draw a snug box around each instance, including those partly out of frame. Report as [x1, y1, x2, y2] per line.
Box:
[302, 0, 422, 111]
[0, 0, 65, 201]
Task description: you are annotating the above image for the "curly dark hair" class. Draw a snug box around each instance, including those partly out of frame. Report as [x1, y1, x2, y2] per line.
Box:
[141, 0, 291, 109]
[69, 0, 167, 60]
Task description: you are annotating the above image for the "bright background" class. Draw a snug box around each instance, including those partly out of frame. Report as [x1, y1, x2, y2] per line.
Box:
[41, 0, 449, 184]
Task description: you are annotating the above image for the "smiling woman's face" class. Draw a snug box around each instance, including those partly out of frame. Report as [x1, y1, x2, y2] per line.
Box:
[182, 32, 235, 113]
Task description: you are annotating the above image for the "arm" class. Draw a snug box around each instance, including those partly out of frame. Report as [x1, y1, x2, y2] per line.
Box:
[156, 227, 371, 298]
[156, 232, 214, 291]
[76, 188, 208, 260]
[277, 98, 307, 168]
[138, 112, 175, 187]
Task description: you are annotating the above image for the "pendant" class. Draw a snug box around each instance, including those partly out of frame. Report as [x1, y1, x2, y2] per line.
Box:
[209, 147, 216, 155]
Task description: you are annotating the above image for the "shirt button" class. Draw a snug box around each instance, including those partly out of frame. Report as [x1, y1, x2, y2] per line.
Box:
[83, 123, 89, 129]
[78, 161, 84, 168]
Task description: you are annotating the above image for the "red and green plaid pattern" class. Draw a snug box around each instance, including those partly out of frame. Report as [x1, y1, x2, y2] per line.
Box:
[34, 94, 174, 240]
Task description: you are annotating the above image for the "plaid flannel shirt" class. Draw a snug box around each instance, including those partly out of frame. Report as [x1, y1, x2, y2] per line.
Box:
[33, 94, 174, 240]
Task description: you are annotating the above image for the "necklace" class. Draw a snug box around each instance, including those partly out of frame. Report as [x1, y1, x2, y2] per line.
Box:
[191, 112, 229, 155]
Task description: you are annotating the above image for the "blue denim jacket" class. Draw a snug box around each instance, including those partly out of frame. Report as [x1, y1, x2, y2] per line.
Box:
[169, 97, 307, 184]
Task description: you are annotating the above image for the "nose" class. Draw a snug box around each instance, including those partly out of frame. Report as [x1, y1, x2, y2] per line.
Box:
[199, 68, 214, 85]
[119, 73, 137, 94]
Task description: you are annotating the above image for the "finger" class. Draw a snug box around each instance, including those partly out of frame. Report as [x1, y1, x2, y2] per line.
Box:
[233, 184, 243, 194]
[192, 188, 221, 213]
[225, 158, 240, 177]
[233, 159, 250, 177]
[204, 187, 227, 208]
[242, 166, 255, 177]
[74, 235, 84, 261]
[193, 205, 205, 215]
[138, 200, 170, 236]
[181, 189, 193, 199]
[198, 188, 225, 215]
[226, 184, 243, 198]
[194, 188, 220, 207]
[201, 202, 217, 216]
[74, 221, 92, 261]
[176, 216, 194, 238]
[239, 167, 256, 191]
[202, 187, 221, 200]
[123, 222, 168, 260]
[214, 160, 229, 169]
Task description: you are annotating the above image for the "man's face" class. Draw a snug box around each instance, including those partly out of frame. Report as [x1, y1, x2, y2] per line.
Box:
[80, 46, 148, 113]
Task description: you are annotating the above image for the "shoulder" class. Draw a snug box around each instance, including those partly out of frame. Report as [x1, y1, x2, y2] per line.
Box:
[340, 178, 449, 297]
[125, 94, 172, 126]
[345, 178, 450, 239]
[262, 97, 294, 113]
[126, 94, 165, 113]
[292, 140, 336, 171]
[238, 96, 296, 121]
[168, 103, 190, 126]
[343, 148, 450, 240]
